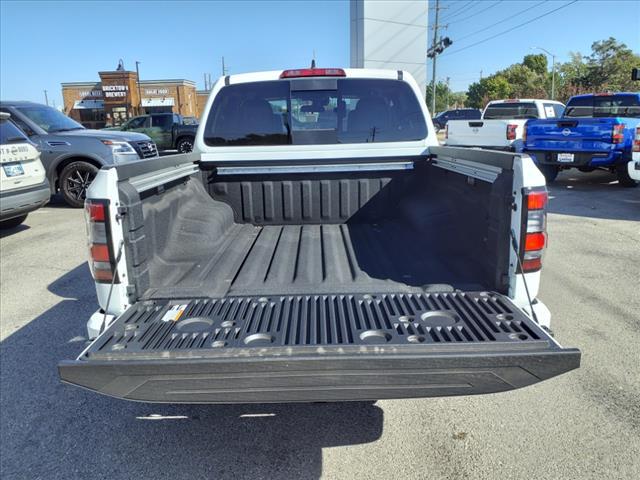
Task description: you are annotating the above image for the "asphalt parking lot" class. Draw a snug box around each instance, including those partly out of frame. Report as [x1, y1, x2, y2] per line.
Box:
[1, 169, 639, 480]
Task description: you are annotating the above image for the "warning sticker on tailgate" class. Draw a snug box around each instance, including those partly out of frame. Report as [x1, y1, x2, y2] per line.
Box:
[161, 304, 188, 322]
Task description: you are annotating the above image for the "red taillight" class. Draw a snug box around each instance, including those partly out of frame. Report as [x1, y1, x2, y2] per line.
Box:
[612, 123, 625, 144]
[527, 190, 548, 210]
[85, 200, 118, 284]
[520, 187, 548, 273]
[88, 203, 106, 222]
[280, 68, 346, 79]
[522, 255, 543, 272]
[506, 124, 517, 141]
[633, 127, 640, 152]
[525, 232, 546, 251]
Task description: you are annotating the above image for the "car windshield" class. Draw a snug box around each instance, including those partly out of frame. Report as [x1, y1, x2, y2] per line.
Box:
[563, 95, 640, 118]
[483, 102, 539, 119]
[204, 78, 427, 146]
[16, 105, 84, 133]
[0, 119, 29, 143]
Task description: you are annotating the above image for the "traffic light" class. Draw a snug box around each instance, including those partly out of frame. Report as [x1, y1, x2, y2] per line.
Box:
[427, 37, 453, 59]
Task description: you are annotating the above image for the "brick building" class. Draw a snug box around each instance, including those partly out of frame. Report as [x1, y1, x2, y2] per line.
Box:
[62, 65, 199, 129]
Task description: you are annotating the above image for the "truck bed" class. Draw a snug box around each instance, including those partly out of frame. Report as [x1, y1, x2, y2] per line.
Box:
[128, 161, 506, 301]
[145, 221, 487, 299]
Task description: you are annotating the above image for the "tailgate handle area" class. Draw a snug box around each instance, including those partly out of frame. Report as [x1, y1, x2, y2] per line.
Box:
[557, 120, 578, 128]
[468, 121, 484, 127]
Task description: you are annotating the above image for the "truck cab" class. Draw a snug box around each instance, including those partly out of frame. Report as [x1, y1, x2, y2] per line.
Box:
[58, 68, 580, 404]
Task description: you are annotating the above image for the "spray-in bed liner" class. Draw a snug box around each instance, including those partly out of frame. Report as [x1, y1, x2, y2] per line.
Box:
[144, 221, 488, 299]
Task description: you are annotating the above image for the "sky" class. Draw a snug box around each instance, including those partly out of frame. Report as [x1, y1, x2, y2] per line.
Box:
[1, 0, 639, 107]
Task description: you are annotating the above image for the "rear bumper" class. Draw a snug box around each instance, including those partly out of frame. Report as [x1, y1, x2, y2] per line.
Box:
[527, 149, 623, 167]
[59, 346, 580, 403]
[59, 292, 581, 404]
[0, 179, 50, 221]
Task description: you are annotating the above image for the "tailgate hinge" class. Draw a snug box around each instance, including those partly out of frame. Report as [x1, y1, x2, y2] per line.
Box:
[115, 206, 127, 222]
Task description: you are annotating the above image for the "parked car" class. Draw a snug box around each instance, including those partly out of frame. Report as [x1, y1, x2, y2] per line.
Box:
[0, 112, 49, 227]
[446, 99, 565, 151]
[59, 67, 580, 404]
[432, 108, 481, 131]
[524, 92, 640, 186]
[105, 113, 198, 153]
[0, 101, 158, 207]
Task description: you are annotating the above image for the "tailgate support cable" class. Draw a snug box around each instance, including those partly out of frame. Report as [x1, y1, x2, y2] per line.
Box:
[510, 229, 539, 324]
[99, 240, 125, 335]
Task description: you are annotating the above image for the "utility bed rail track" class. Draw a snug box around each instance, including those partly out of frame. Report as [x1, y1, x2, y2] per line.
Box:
[87, 292, 546, 359]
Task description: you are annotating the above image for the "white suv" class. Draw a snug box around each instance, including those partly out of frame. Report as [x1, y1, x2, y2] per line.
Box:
[0, 112, 49, 228]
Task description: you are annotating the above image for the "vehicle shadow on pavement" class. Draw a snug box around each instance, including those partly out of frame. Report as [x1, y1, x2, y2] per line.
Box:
[0, 263, 383, 480]
[0, 223, 29, 238]
[547, 169, 640, 221]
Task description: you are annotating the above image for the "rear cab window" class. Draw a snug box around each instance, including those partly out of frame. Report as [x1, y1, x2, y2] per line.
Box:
[483, 102, 539, 120]
[203, 78, 427, 146]
[564, 94, 640, 118]
[543, 103, 564, 118]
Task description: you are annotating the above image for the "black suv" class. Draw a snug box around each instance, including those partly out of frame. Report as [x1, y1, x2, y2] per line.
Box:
[432, 108, 481, 131]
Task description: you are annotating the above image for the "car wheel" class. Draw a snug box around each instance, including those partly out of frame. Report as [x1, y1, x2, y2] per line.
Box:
[0, 214, 28, 229]
[176, 137, 194, 153]
[538, 164, 559, 183]
[60, 161, 99, 208]
[616, 163, 638, 188]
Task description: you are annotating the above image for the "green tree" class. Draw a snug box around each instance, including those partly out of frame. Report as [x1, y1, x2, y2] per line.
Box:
[426, 81, 453, 114]
[523, 54, 548, 75]
[499, 64, 547, 99]
[555, 38, 640, 102]
[449, 91, 467, 108]
[466, 76, 511, 108]
[585, 37, 640, 91]
[464, 38, 640, 106]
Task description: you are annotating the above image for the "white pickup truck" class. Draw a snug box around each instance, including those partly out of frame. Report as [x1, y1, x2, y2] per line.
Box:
[58, 68, 580, 404]
[446, 99, 565, 151]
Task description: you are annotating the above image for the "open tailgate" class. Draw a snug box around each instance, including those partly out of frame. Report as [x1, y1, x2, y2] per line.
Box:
[59, 292, 580, 403]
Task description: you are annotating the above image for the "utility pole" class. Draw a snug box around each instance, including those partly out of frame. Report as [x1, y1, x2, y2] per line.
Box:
[221, 56, 227, 76]
[480, 69, 483, 80]
[135, 61, 142, 114]
[430, 0, 441, 115]
[446, 76, 450, 108]
[43, 90, 49, 106]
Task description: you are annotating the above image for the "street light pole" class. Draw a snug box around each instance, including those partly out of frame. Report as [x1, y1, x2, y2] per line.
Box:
[532, 46, 557, 100]
[135, 61, 142, 114]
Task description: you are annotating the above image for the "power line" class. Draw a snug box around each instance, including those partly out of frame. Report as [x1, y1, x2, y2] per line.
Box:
[441, 0, 579, 57]
[440, 1, 474, 22]
[455, 0, 548, 43]
[447, 1, 504, 25]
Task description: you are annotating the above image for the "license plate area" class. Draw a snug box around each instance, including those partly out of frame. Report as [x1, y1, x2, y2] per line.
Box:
[557, 153, 574, 163]
[2, 162, 24, 177]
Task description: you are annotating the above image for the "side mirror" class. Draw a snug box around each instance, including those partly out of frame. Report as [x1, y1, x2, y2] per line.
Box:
[632, 68, 640, 81]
